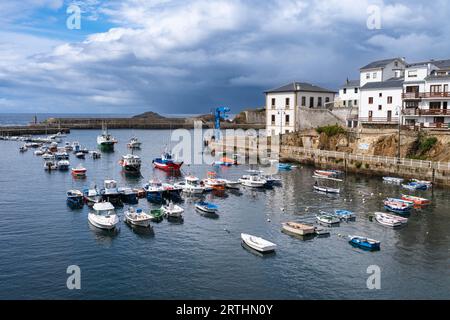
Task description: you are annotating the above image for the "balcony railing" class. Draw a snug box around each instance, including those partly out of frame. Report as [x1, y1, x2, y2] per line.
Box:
[423, 122, 450, 129]
[402, 92, 450, 99]
[403, 109, 450, 116]
[359, 117, 399, 124]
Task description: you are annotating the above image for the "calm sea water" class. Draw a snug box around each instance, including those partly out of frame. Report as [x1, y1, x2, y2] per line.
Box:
[0, 129, 450, 300]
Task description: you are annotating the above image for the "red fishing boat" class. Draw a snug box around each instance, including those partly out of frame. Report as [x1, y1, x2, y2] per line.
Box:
[152, 151, 183, 172]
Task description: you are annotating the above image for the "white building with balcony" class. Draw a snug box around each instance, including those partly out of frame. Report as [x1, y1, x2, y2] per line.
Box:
[402, 59, 450, 130]
[265, 82, 336, 136]
[358, 58, 407, 126]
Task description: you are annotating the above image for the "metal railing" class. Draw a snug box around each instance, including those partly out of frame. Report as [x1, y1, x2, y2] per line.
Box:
[281, 146, 450, 171]
[359, 117, 399, 123]
[402, 92, 450, 99]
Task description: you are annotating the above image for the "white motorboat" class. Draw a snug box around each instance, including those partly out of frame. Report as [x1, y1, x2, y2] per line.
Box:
[34, 149, 44, 156]
[57, 160, 70, 171]
[241, 233, 277, 253]
[224, 179, 240, 189]
[202, 171, 226, 190]
[88, 202, 119, 230]
[161, 201, 184, 219]
[127, 137, 142, 149]
[19, 145, 28, 152]
[124, 207, 153, 228]
[175, 176, 205, 194]
[44, 160, 57, 171]
[239, 174, 267, 188]
[375, 212, 408, 228]
[42, 152, 54, 160]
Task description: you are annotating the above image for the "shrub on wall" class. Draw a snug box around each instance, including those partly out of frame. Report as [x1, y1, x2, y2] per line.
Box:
[316, 124, 346, 137]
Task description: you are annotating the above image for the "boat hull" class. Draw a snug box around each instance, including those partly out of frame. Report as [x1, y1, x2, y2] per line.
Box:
[88, 213, 119, 230]
[152, 161, 183, 172]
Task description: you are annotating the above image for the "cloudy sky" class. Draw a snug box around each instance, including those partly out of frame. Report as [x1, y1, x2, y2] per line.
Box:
[0, 0, 449, 115]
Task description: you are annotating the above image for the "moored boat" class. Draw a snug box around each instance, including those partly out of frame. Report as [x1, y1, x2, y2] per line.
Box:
[119, 187, 139, 204]
[152, 151, 183, 172]
[67, 190, 84, 209]
[144, 178, 165, 203]
[384, 198, 413, 214]
[71, 164, 87, 177]
[401, 194, 430, 206]
[383, 176, 404, 184]
[241, 233, 277, 253]
[119, 154, 141, 174]
[88, 202, 119, 230]
[281, 222, 315, 236]
[75, 152, 85, 159]
[100, 180, 123, 207]
[348, 235, 380, 251]
[238, 171, 267, 188]
[202, 172, 227, 190]
[174, 176, 205, 194]
[124, 207, 152, 228]
[402, 182, 429, 191]
[83, 188, 101, 207]
[334, 209, 356, 221]
[57, 160, 70, 171]
[375, 212, 408, 228]
[127, 137, 142, 149]
[161, 201, 184, 219]
[278, 163, 292, 171]
[97, 124, 117, 151]
[195, 201, 219, 214]
[149, 209, 164, 222]
[316, 214, 340, 226]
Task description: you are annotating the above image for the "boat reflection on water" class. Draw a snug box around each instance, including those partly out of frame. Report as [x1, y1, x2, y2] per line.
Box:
[241, 241, 276, 258]
[121, 170, 143, 180]
[88, 223, 120, 245]
[197, 211, 219, 220]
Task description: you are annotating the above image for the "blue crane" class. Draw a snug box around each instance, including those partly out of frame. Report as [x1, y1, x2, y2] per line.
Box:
[214, 106, 230, 140]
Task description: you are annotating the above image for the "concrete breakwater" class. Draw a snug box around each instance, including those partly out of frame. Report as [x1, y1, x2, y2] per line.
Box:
[0, 125, 70, 137]
[42, 117, 265, 130]
[208, 137, 450, 187]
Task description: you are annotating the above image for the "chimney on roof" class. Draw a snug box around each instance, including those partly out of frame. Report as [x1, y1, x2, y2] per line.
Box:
[296, 83, 300, 91]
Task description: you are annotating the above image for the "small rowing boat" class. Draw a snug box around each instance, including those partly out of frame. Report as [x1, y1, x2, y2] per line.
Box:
[241, 233, 277, 253]
[401, 194, 430, 206]
[334, 209, 356, 221]
[281, 222, 315, 236]
[348, 235, 380, 251]
[316, 214, 340, 226]
[384, 198, 413, 214]
[375, 212, 408, 228]
[402, 182, 429, 191]
[383, 176, 404, 184]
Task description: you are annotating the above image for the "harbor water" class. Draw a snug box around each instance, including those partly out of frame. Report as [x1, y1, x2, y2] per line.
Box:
[1, 129, 450, 299]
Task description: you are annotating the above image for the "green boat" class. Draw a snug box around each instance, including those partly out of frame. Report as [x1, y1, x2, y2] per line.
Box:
[150, 209, 164, 222]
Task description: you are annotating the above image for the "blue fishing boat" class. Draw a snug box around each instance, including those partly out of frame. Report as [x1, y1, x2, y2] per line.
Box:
[278, 163, 292, 171]
[67, 190, 84, 209]
[119, 187, 139, 205]
[195, 201, 219, 214]
[402, 182, 429, 191]
[348, 235, 380, 251]
[334, 209, 356, 221]
[144, 178, 164, 203]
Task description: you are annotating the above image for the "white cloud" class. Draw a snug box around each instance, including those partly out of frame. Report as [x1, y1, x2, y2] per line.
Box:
[1, 0, 450, 113]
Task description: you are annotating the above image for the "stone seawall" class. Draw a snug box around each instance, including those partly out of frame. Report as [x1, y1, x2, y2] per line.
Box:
[280, 146, 450, 187]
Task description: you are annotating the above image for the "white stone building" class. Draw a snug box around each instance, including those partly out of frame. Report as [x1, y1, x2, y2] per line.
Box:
[402, 59, 450, 129]
[265, 82, 336, 136]
[358, 58, 407, 126]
